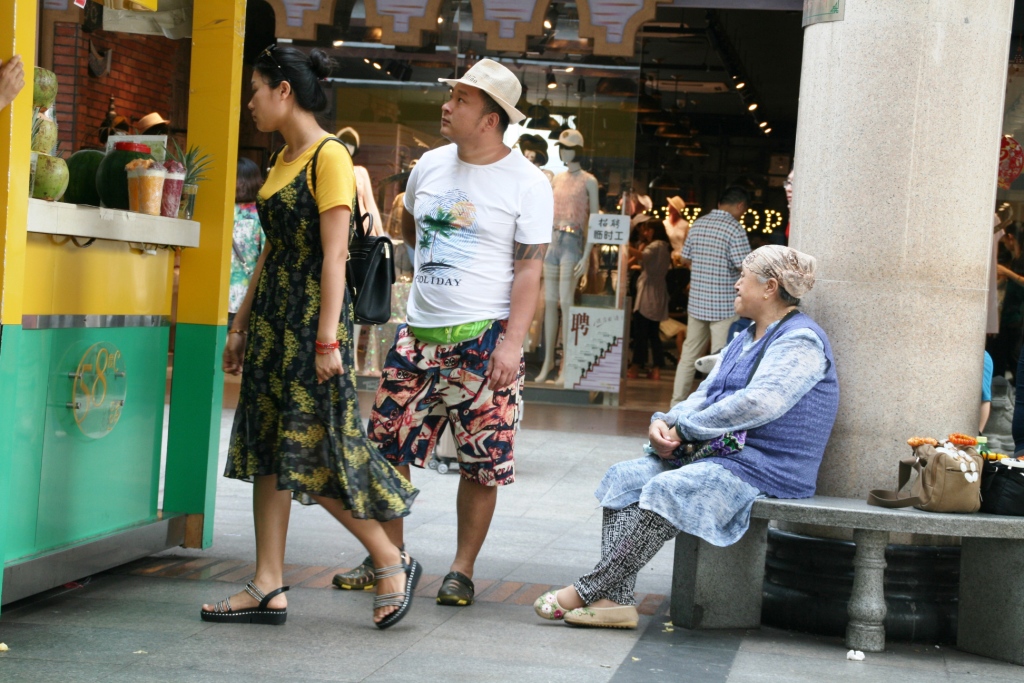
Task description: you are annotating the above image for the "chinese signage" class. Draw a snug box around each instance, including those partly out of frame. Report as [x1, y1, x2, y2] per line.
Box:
[803, 0, 844, 27]
[577, 0, 674, 57]
[564, 307, 625, 393]
[588, 214, 630, 245]
[471, 0, 551, 52]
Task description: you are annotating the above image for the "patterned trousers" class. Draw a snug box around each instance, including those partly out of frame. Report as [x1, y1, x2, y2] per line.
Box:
[574, 504, 679, 606]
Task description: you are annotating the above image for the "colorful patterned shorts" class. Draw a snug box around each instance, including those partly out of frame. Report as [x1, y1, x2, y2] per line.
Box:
[367, 320, 524, 486]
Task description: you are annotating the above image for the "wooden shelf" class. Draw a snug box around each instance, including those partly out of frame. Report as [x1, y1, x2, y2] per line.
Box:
[27, 198, 200, 248]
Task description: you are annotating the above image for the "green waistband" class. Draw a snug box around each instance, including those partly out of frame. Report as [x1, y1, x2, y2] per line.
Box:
[409, 319, 493, 345]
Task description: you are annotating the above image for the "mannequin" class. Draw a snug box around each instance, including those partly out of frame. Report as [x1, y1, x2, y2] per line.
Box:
[337, 126, 383, 372]
[663, 195, 690, 255]
[535, 129, 599, 384]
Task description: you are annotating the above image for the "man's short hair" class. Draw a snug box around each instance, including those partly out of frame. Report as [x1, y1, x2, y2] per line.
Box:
[719, 186, 750, 207]
[480, 91, 510, 134]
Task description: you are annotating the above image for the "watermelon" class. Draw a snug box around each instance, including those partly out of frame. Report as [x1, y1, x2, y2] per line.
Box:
[63, 149, 105, 206]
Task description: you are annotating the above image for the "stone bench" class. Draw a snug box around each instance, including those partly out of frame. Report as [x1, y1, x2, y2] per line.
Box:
[670, 495, 1024, 665]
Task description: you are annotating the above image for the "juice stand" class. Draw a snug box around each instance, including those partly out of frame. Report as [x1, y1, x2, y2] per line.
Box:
[0, 0, 244, 611]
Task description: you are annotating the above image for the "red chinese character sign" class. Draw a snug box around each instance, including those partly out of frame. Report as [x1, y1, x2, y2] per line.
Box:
[564, 307, 625, 393]
[470, 0, 551, 53]
[578, 0, 674, 57]
[999, 135, 1024, 190]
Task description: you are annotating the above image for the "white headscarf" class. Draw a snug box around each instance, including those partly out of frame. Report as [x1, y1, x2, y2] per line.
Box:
[743, 245, 817, 299]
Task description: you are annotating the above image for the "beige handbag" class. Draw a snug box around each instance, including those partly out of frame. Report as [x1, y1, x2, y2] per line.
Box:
[868, 444, 983, 513]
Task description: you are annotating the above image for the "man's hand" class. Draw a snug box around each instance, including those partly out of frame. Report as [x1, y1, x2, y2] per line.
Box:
[649, 419, 682, 459]
[485, 339, 520, 391]
[0, 56, 25, 112]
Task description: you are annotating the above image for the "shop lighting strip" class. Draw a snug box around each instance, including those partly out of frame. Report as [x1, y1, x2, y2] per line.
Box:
[324, 78, 444, 87]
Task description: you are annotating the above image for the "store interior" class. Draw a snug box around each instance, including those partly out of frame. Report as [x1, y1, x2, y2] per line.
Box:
[232, 1, 807, 411]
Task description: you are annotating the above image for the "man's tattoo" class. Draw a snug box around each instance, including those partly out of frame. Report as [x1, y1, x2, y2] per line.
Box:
[514, 242, 548, 260]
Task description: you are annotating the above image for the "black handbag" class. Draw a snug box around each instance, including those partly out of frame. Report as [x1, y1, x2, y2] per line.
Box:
[307, 138, 395, 325]
[980, 460, 1024, 516]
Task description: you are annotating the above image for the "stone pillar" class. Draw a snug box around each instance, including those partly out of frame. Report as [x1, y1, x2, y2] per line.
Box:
[791, 0, 1015, 498]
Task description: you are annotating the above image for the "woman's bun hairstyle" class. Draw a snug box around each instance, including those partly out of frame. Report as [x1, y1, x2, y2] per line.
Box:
[308, 48, 335, 80]
[253, 45, 334, 113]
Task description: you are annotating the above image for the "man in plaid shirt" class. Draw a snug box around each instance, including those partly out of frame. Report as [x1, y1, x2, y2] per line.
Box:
[671, 186, 751, 404]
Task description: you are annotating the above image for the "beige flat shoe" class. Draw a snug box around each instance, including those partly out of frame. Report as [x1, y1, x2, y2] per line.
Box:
[564, 604, 639, 629]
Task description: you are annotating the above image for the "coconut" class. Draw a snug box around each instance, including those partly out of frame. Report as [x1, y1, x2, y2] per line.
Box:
[33, 154, 69, 202]
[33, 68, 58, 110]
[31, 118, 58, 154]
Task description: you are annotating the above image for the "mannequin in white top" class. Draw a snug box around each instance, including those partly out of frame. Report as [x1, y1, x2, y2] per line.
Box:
[337, 127, 383, 372]
[535, 130, 599, 384]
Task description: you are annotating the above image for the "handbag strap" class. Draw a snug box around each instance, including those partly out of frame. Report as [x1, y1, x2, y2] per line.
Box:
[308, 137, 372, 240]
[269, 138, 372, 239]
[867, 456, 923, 508]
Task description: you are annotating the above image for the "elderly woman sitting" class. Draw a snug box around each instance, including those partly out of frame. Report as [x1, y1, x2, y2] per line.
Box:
[534, 245, 839, 629]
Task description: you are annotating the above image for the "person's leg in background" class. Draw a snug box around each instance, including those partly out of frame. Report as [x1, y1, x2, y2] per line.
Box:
[648, 315, 665, 380]
[629, 311, 650, 377]
[709, 316, 738, 355]
[670, 316, 710, 405]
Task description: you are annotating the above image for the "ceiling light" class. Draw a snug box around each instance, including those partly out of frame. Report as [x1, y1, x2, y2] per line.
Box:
[565, 67, 574, 73]
[437, 16, 444, 24]
[759, 121, 767, 128]
[544, 19, 552, 29]
[736, 81, 746, 89]
[546, 68, 557, 89]
[373, 62, 382, 70]
[332, 39, 344, 47]
[544, 6, 558, 31]
[748, 103, 758, 111]
[363, 58, 370, 64]
[764, 127, 772, 134]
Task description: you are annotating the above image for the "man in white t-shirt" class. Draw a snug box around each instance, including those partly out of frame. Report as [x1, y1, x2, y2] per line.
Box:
[355, 59, 553, 606]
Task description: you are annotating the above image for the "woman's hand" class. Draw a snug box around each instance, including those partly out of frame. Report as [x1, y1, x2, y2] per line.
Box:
[997, 264, 1019, 283]
[649, 419, 682, 459]
[223, 333, 246, 375]
[316, 348, 344, 383]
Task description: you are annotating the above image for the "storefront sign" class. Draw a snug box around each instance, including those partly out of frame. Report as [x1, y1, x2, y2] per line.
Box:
[364, 0, 444, 46]
[274, 0, 338, 40]
[564, 307, 625, 392]
[471, 0, 551, 52]
[802, 0, 844, 27]
[578, 0, 674, 57]
[588, 213, 630, 244]
[66, 341, 128, 439]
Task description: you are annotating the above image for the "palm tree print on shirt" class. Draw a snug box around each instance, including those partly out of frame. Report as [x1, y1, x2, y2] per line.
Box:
[417, 189, 477, 273]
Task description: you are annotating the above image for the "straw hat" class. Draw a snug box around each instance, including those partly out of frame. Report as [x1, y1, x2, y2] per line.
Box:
[336, 126, 360, 154]
[136, 112, 169, 133]
[439, 59, 525, 124]
[667, 196, 685, 213]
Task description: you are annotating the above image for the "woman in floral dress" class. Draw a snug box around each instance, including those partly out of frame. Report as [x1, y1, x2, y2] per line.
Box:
[200, 46, 419, 629]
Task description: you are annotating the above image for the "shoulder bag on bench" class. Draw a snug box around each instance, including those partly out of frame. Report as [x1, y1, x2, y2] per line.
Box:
[867, 443, 983, 513]
[980, 459, 1024, 516]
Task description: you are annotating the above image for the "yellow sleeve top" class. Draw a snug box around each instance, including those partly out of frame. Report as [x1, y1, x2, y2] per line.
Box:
[258, 135, 356, 214]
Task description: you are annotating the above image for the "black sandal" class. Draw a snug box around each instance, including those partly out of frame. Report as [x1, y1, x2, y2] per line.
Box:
[436, 571, 474, 606]
[200, 581, 290, 625]
[374, 553, 421, 630]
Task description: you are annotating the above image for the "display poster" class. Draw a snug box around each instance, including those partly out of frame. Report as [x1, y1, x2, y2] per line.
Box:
[802, 0, 844, 27]
[588, 213, 630, 245]
[564, 306, 625, 393]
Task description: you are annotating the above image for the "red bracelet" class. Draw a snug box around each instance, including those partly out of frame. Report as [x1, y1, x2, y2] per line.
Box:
[315, 340, 340, 355]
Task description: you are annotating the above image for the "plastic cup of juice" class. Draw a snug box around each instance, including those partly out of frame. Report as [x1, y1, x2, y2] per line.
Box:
[161, 171, 186, 217]
[138, 167, 167, 216]
[126, 168, 142, 212]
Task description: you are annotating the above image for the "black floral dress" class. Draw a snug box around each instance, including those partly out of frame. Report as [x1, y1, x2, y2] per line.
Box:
[225, 141, 418, 521]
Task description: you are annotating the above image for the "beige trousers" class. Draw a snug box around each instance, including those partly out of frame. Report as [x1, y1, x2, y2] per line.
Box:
[670, 315, 737, 406]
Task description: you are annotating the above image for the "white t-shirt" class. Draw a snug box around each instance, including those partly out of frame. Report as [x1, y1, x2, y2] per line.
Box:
[404, 144, 553, 327]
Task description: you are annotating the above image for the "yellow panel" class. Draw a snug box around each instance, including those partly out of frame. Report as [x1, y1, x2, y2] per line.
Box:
[22, 235, 173, 316]
[0, 1, 37, 324]
[175, 0, 245, 326]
